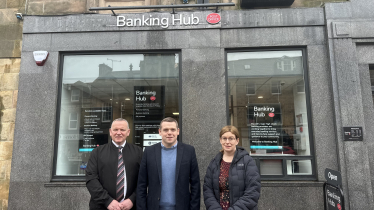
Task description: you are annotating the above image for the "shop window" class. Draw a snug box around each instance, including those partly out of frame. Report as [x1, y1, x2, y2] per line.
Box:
[227, 49, 315, 180]
[54, 52, 180, 178]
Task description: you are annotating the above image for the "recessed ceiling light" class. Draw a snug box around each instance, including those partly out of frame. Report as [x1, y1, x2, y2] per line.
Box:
[173, 112, 179, 115]
[258, 96, 263, 99]
[125, 98, 130, 101]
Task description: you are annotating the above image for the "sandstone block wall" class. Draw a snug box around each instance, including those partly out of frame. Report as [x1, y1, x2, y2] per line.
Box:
[0, 58, 19, 210]
[0, 0, 23, 209]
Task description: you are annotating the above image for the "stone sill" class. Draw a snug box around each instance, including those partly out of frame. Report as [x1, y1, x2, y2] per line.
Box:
[261, 181, 325, 187]
[45, 181, 324, 188]
[45, 182, 85, 187]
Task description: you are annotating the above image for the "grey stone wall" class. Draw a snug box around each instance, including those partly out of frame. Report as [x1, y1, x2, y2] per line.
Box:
[325, 0, 374, 209]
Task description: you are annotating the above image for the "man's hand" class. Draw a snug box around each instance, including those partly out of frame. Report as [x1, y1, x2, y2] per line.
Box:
[107, 200, 121, 210]
[119, 199, 133, 210]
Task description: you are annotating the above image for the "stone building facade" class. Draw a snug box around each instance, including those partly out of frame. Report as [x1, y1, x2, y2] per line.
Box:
[5, 0, 374, 210]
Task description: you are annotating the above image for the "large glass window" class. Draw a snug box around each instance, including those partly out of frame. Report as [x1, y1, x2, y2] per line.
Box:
[227, 49, 314, 179]
[54, 53, 180, 178]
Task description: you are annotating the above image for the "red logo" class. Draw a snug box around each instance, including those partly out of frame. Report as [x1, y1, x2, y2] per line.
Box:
[337, 204, 341, 210]
[268, 113, 275, 117]
[206, 13, 221, 24]
[150, 96, 156, 101]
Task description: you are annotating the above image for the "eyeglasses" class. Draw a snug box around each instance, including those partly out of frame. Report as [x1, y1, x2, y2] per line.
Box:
[220, 137, 236, 142]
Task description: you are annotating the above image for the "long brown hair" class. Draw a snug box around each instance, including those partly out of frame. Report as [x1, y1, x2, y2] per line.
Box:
[219, 125, 240, 153]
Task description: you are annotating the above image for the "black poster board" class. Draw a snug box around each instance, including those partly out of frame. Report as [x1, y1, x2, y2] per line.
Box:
[79, 108, 110, 152]
[247, 103, 282, 149]
[134, 86, 165, 121]
[133, 123, 161, 148]
[133, 86, 165, 149]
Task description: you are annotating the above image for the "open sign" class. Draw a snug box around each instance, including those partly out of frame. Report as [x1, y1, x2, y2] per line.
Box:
[206, 13, 221, 24]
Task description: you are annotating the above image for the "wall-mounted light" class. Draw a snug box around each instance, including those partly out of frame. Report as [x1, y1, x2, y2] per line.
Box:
[15, 13, 23, 20]
[33, 51, 49, 66]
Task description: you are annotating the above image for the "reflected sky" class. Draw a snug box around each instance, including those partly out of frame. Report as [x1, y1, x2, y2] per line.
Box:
[228, 50, 302, 61]
[63, 54, 144, 83]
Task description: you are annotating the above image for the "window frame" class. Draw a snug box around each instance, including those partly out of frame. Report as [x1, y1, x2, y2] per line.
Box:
[68, 113, 79, 130]
[225, 47, 316, 181]
[52, 50, 182, 181]
[70, 89, 80, 102]
[101, 102, 112, 123]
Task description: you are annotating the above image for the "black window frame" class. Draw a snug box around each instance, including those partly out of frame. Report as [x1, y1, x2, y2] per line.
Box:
[225, 47, 316, 181]
[52, 50, 182, 181]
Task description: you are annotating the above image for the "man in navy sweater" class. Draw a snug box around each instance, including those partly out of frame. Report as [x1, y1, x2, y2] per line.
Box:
[137, 117, 200, 210]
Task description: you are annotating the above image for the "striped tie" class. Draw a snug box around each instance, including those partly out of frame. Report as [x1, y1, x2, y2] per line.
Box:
[116, 146, 124, 202]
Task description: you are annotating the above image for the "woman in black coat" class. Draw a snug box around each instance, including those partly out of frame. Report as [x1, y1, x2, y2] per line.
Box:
[203, 125, 261, 210]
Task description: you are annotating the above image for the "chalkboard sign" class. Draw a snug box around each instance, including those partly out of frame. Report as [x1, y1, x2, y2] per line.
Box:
[324, 184, 344, 210]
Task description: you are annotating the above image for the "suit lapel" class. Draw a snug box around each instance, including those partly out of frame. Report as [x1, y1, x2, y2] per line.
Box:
[155, 143, 162, 184]
[175, 142, 184, 184]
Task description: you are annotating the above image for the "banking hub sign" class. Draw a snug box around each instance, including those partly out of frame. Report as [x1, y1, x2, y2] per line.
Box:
[116, 12, 221, 28]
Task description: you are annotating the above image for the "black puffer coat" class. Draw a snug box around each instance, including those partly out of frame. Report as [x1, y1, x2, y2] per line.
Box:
[203, 147, 261, 210]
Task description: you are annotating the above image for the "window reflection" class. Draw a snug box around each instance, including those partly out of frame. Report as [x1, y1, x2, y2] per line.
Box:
[56, 53, 179, 176]
[228, 50, 310, 157]
[228, 50, 312, 177]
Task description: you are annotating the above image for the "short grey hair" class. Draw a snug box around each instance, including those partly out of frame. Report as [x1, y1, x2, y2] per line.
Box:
[111, 118, 129, 129]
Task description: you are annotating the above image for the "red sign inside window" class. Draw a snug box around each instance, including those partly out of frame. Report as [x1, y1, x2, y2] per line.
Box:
[206, 13, 221, 24]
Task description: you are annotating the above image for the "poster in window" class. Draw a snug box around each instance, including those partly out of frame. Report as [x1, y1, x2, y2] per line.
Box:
[133, 123, 162, 149]
[133, 86, 165, 149]
[79, 108, 110, 152]
[133, 86, 165, 121]
[247, 103, 282, 148]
